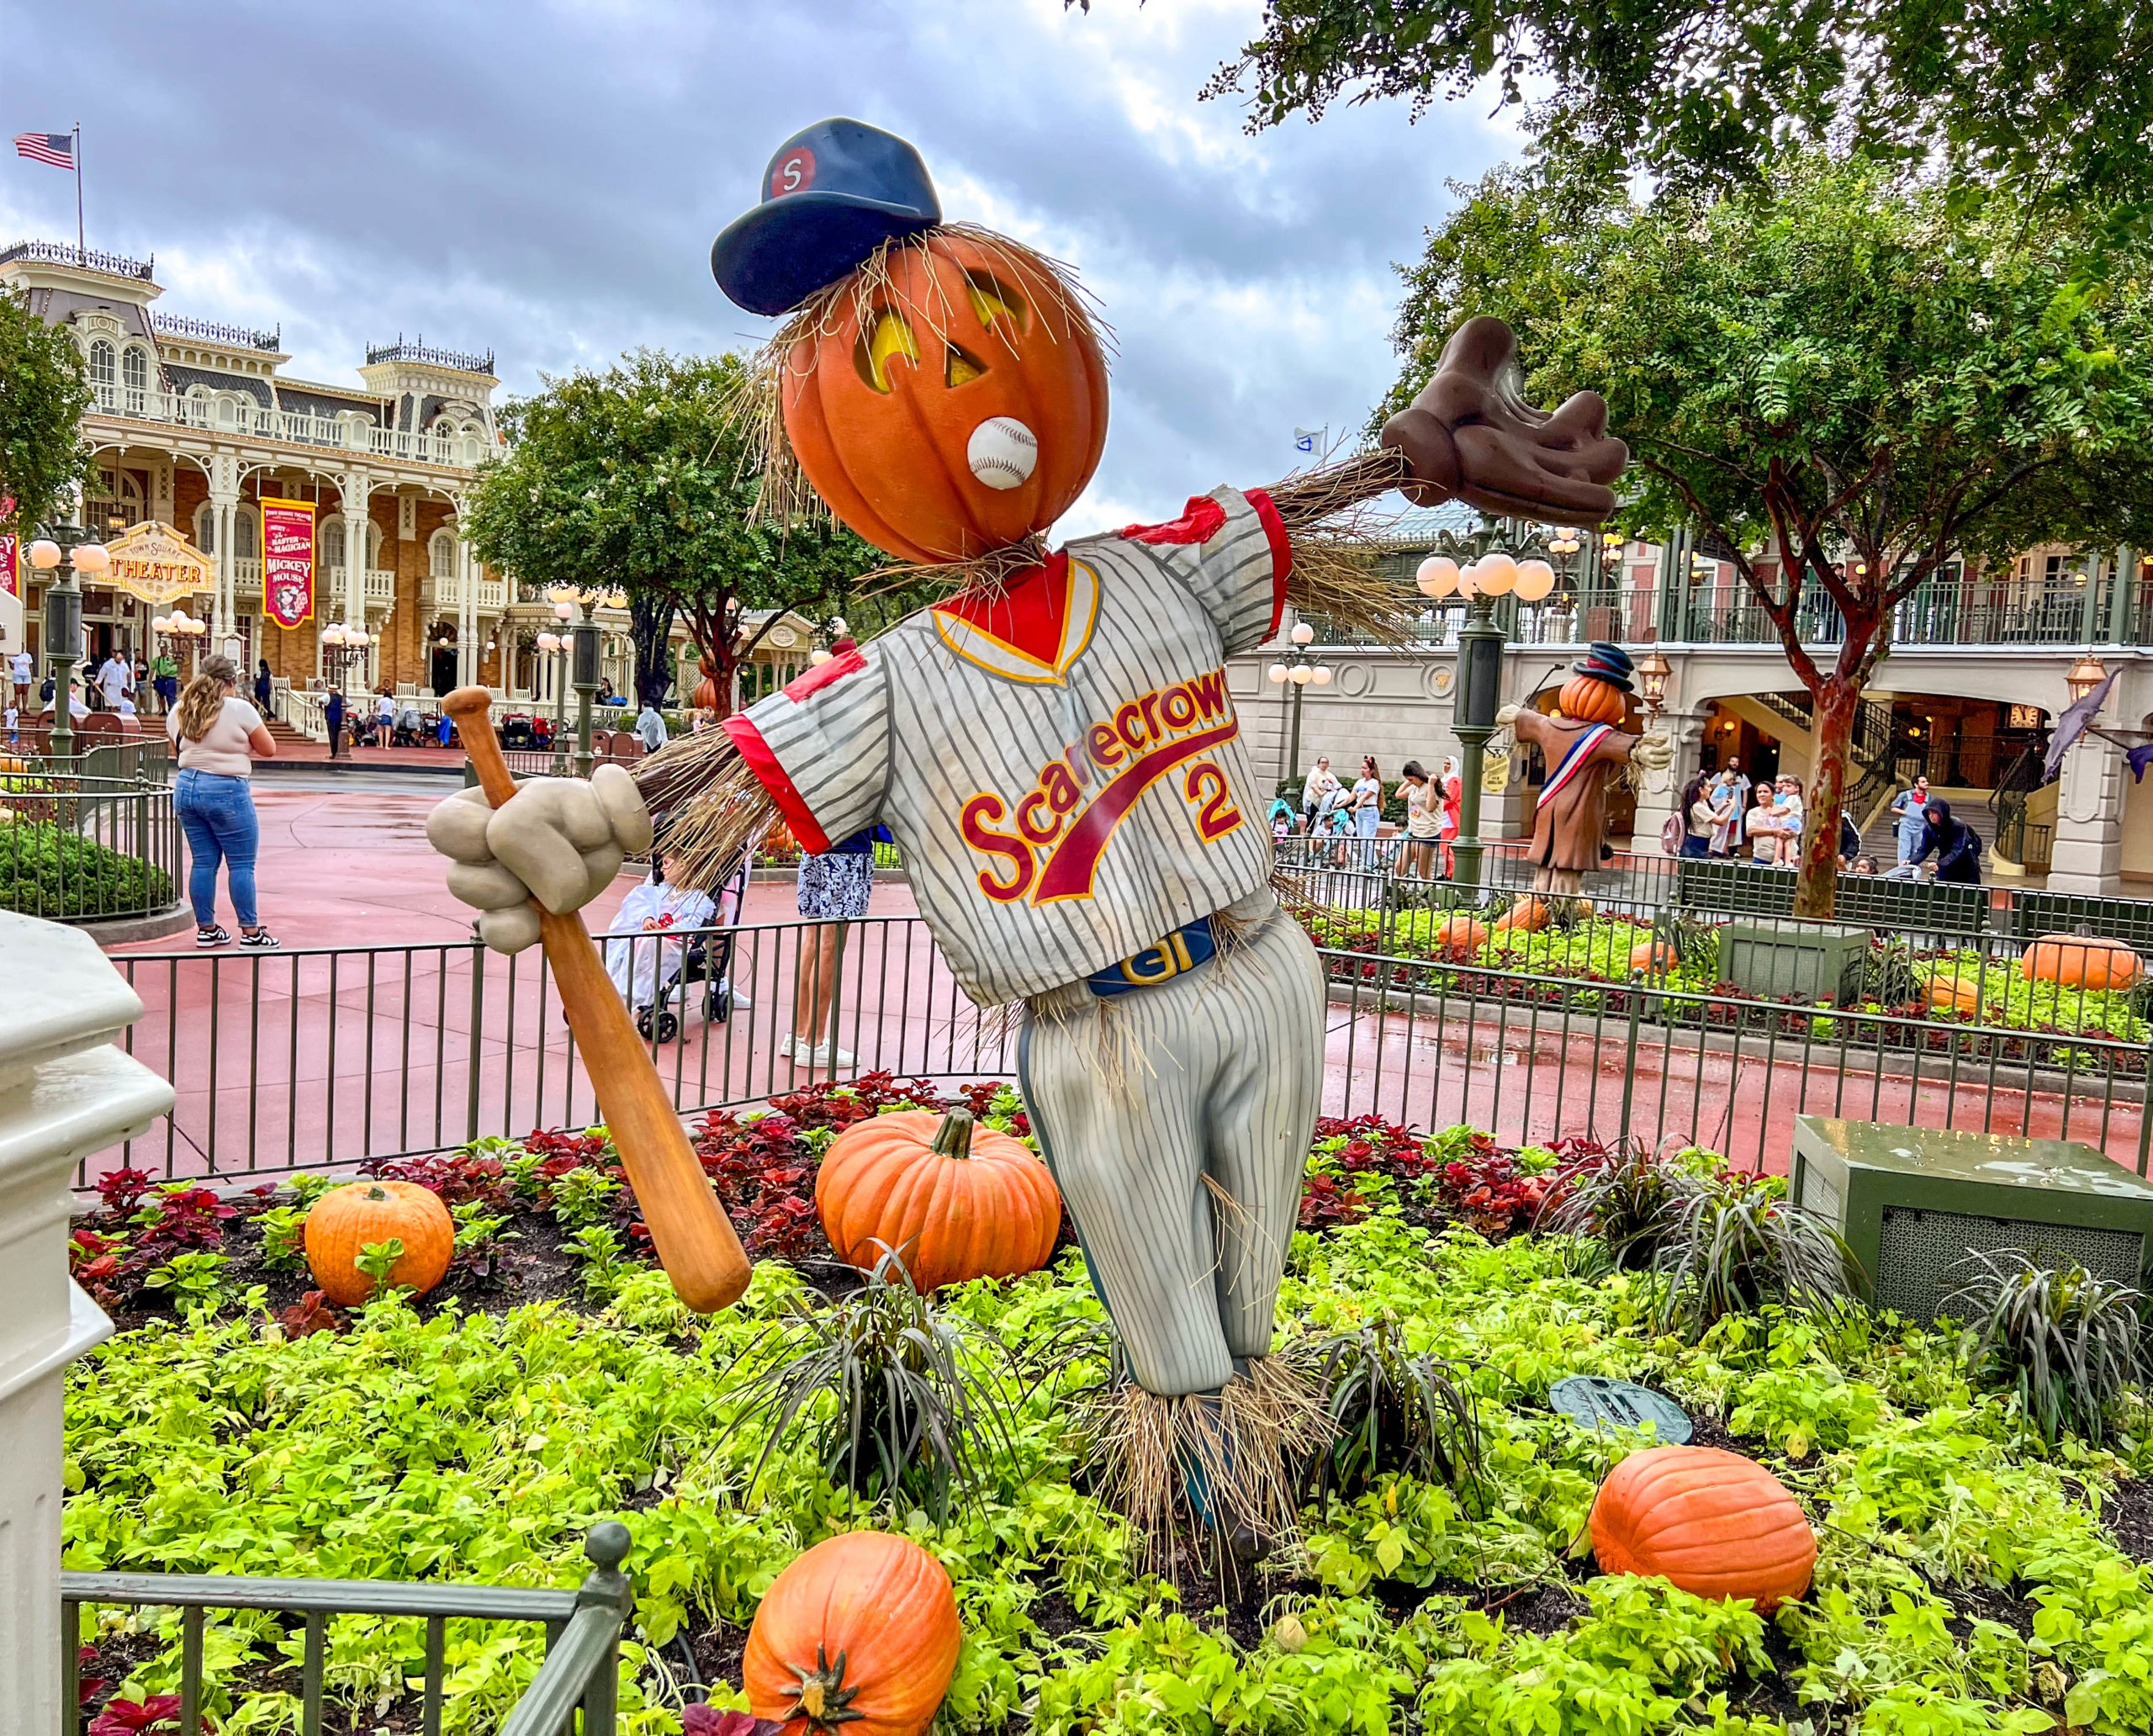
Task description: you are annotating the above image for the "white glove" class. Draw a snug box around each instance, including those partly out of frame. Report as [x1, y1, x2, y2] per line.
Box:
[1630, 729, 1674, 774]
[1494, 703, 1522, 728]
[426, 764, 654, 954]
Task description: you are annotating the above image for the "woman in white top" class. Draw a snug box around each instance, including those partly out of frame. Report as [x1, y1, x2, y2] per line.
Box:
[1395, 759, 1443, 880]
[1349, 756, 1384, 870]
[167, 655, 279, 948]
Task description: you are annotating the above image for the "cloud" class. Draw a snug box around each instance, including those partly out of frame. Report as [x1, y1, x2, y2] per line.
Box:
[0, 0, 1521, 533]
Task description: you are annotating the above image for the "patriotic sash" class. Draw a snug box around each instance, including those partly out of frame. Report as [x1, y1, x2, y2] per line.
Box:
[1539, 722, 1616, 802]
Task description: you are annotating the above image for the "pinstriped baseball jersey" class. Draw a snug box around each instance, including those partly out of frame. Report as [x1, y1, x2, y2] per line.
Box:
[725, 484, 1290, 1004]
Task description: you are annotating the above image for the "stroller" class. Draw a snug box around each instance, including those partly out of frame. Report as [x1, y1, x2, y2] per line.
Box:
[604, 846, 751, 1043]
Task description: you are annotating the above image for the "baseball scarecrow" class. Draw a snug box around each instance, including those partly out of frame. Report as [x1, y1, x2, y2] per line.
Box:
[1499, 642, 1669, 898]
[428, 119, 1629, 1556]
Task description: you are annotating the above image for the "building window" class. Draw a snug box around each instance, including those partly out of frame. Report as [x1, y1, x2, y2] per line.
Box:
[194, 503, 215, 555]
[235, 508, 259, 561]
[122, 345, 151, 412]
[87, 337, 116, 407]
[429, 529, 456, 580]
[321, 519, 345, 569]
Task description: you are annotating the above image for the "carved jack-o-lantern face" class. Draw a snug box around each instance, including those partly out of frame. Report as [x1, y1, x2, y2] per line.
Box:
[780, 230, 1110, 564]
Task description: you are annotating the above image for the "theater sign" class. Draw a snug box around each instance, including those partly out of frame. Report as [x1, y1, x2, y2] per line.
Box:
[100, 521, 214, 607]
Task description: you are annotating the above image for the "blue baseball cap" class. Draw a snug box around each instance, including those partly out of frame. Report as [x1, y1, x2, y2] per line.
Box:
[710, 118, 942, 317]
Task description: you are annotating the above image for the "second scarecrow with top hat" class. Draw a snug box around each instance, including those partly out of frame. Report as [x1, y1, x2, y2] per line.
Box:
[431, 117, 1632, 1557]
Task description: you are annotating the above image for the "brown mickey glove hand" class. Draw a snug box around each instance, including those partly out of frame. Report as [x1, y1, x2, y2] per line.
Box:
[1380, 316, 1627, 526]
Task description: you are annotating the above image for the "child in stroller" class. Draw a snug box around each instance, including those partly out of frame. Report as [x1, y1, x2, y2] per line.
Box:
[603, 838, 750, 1043]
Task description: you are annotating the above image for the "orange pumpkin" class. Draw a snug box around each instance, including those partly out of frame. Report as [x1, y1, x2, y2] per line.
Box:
[1556, 674, 1628, 726]
[1925, 968, 1985, 1015]
[1629, 939, 1679, 974]
[1432, 914, 1488, 960]
[691, 651, 722, 712]
[1493, 896, 1556, 935]
[303, 1180, 454, 1306]
[745, 1532, 960, 1736]
[2022, 933, 2144, 991]
[781, 230, 1111, 563]
[816, 1108, 1061, 1290]
[1590, 1445, 1817, 1612]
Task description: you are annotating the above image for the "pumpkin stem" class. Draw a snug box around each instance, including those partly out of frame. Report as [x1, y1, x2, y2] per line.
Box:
[363, 1186, 389, 1200]
[786, 1645, 865, 1729]
[933, 1109, 976, 1161]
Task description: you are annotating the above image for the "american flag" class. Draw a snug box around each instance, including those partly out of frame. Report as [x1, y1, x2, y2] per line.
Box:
[14, 131, 73, 169]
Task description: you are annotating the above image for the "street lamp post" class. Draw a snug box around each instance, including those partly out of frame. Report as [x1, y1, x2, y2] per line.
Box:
[318, 622, 373, 758]
[148, 610, 208, 714]
[547, 585, 627, 778]
[1265, 622, 1333, 792]
[27, 535, 107, 761]
[536, 628, 569, 771]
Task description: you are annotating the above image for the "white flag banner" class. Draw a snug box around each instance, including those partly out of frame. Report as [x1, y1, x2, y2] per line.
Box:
[1293, 427, 1323, 454]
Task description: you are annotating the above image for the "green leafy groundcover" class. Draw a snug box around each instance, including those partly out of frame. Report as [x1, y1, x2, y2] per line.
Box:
[65, 1114, 2153, 1735]
[0, 816, 173, 918]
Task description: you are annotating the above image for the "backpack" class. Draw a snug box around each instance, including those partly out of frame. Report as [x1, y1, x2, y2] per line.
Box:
[1661, 813, 1685, 855]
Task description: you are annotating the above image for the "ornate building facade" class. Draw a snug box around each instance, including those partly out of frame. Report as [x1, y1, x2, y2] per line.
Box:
[2, 238, 516, 698]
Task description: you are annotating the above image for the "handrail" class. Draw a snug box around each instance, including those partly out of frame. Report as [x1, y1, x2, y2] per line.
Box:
[63, 1522, 632, 1736]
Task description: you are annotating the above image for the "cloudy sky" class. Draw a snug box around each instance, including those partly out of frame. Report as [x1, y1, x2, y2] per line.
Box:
[1, 0, 1521, 533]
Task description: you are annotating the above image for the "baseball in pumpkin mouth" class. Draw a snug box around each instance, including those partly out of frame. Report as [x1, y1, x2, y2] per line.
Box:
[966, 415, 1039, 490]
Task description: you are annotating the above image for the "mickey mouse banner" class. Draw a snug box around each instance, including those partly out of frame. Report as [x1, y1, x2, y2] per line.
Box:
[261, 499, 316, 629]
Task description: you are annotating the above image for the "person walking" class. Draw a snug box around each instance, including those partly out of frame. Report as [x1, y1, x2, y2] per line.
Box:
[1437, 754, 1463, 876]
[254, 658, 273, 717]
[167, 654, 278, 949]
[1910, 797, 1984, 884]
[1396, 760, 1442, 879]
[1889, 775, 1930, 865]
[151, 647, 179, 715]
[96, 648, 132, 712]
[634, 700, 668, 755]
[8, 641, 30, 718]
[325, 686, 346, 758]
[1348, 756, 1383, 867]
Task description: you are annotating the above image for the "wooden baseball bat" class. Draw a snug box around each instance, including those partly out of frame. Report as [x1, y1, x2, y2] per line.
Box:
[445, 685, 752, 1312]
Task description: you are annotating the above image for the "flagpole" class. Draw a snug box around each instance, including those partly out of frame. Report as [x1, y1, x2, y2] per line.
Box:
[73, 123, 83, 262]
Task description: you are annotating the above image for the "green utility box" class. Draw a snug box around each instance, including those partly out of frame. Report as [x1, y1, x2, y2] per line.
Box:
[1789, 1116, 2153, 1321]
[1721, 921, 1870, 1004]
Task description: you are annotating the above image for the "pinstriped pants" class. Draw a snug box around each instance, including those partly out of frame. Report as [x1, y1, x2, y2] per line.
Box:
[1018, 893, 1327, 1396]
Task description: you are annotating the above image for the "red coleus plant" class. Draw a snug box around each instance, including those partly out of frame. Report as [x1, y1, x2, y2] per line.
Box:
[362, 1149, 511, 1208]
[87, 1696, 181, 1736]
[1433, 1132, 1553, 1238]
[681, 1708, 782, 1736]
[276, 1290, 344, 1339]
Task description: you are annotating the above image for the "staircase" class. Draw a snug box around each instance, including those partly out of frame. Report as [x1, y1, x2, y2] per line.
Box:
[1752, 691, 1900, 828]
[264, 717, 312, 748]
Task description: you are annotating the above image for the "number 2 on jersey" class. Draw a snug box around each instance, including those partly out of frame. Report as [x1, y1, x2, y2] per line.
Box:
[1182, 760, 1244, 841]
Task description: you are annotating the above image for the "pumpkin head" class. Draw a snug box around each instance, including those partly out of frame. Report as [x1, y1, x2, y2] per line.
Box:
[1590, 1444, 1817, 1612]
[1432, 914, 1488, 961]
[304, 1180, 453, 1306]
[2023, 933, 2144, 991]
[816, 1107, 1061, 1290]
[1556, 674, 1628, 726]
[780, 230, 1110, 563]
[744, 1532, 960, 1736]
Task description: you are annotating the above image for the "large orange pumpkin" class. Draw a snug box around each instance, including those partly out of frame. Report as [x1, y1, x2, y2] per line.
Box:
[1925, 966, 1985, 1015]
[304, 1181, 454, 1306]
[1589, 1445, 1817, 1612]
[1493, 896, 1557, 936]
[1432, 914, 1488, 960]
[744, 1532, 960, 1736]
[2022, 933, 2145, 991]
[781, 230, 1111, 563]
[1630, 939, 1679, 974]
[1556, 674, 1627, 726]
[816, 1108, 1061, 1290]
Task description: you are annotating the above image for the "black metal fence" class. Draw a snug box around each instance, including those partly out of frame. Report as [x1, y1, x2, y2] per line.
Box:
[1, 770, 183, 923]
[80, 902, 2153, 1190]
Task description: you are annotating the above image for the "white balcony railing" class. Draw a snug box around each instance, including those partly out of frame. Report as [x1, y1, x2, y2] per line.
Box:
[431, 572, 510, 612]
[223, 562, 396, 606]
[86, 384, 485, 469]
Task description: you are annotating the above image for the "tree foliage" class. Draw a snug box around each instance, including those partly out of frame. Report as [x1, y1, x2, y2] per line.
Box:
[462, 350, 885, 711]
[1388, 155, 2153, 913]
[1201, 0, 2153, 214]
[0, 286, 93, 537]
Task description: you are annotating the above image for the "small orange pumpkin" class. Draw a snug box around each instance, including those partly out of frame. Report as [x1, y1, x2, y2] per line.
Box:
[303, 1180, 454, 1306]
[816, 1108, 1061, 1290]
[1432, 914, 1488, 960]
[744, 1532, 960, 1736]
[1556, 674, 1627, 726]
[1590, 1444, 1817, 1612]
[1925, 967, 1985, 1015]
[1493, 896, 1556, 936]
[1629, 939, 1679, 974]
[781, 230, 1111, 564]
[2022, 933, 2144, 991]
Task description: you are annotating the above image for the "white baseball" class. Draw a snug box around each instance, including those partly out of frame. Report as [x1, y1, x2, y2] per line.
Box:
[966, 415, 1038, 490]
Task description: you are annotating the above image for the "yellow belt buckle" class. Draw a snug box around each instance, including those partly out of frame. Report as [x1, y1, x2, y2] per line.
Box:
[1119, 928, 1197, 986]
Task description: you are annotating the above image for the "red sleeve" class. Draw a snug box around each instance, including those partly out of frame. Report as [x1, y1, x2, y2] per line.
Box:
[1244, 488, 1294, 640]
[722, 713, 831, 853]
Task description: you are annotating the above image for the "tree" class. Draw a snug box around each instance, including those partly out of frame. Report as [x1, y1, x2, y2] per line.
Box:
[1198, 1, 2153, 214]
[1387, 154, 2153, 914]
[0, 286, 93, 537]
[463, 350, 882, 713]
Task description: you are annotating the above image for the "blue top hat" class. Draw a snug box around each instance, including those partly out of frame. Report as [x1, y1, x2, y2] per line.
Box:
[1570, 640, 1635, 693]
[711, 118, 942, 317]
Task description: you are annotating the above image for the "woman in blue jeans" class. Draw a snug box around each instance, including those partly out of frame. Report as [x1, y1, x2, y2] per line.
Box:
[167, 654, 280, 948]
